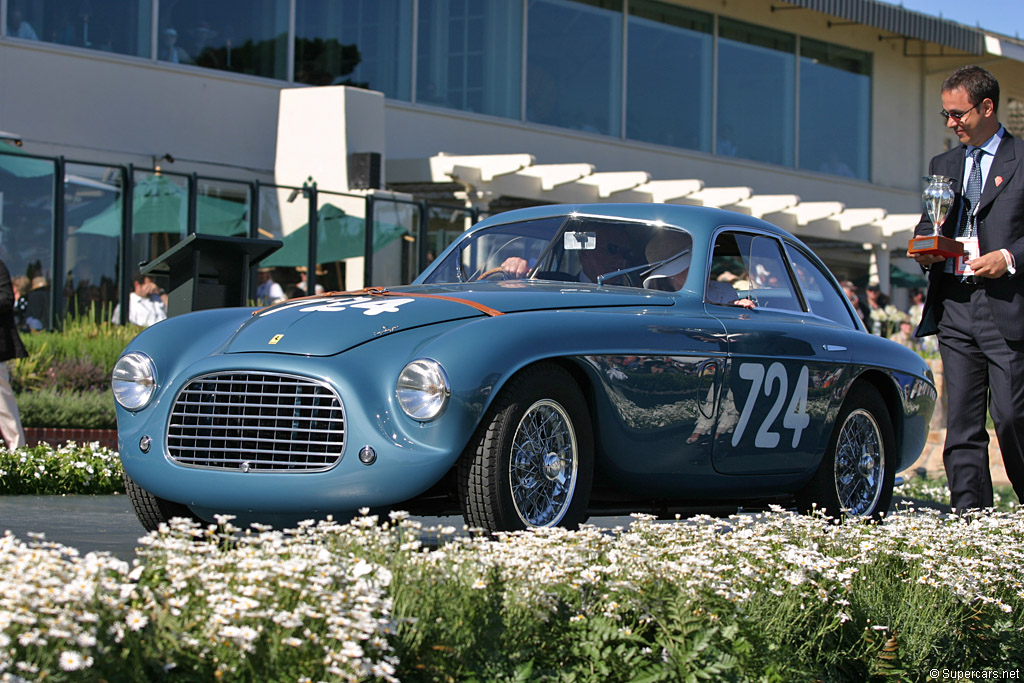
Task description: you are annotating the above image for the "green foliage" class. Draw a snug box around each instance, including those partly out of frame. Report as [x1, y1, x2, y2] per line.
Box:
[12, 316, 137, 393]
[0, 441, 122, 494]
[16, 387, 117, 430]
[897, 471, 1017, 513]
[3, 510, 1023, 680]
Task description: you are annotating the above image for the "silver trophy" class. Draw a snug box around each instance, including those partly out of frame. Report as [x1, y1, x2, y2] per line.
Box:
[909, 175, 962, 257]
[922, 175, 954, 234]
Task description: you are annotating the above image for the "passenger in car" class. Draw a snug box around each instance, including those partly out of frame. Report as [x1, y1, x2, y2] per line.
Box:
[644, 230, 755, 309]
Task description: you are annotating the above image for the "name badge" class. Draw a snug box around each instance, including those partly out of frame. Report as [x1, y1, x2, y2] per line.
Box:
[955, 237, 980, 276]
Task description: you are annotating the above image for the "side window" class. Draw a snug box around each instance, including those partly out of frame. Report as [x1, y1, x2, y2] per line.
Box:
[708, 232, 751, 305]
[787, 246, 857, 328]
[746, 236, 801, 312]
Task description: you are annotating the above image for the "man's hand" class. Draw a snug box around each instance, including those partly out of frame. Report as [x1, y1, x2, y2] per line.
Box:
[501, 257, 530, 279]
[906, 250, 946, 269]
[967, 251, 1009, 279]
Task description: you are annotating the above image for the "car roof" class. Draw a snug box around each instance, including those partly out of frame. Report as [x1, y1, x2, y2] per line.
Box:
[470, 203, 792, 241]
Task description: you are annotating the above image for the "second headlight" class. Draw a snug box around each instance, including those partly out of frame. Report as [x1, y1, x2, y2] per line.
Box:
[396, 359, 450, 421]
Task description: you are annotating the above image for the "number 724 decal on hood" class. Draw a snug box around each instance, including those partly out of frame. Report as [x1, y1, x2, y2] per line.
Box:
[257, 296, 416, 318]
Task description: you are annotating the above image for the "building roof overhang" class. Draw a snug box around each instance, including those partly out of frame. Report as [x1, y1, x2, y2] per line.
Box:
[388, 153, 919, 249]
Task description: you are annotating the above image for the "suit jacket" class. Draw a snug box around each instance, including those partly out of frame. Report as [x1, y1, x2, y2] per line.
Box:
[915, 131, 1024, 340]
[0, 260, 28, 362]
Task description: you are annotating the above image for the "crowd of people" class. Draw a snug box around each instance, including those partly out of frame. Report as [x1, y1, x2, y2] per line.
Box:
[841, 280, 934, 353]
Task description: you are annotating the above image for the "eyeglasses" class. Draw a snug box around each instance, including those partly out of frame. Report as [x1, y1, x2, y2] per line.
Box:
[940, 103, 979, 121]
[604, 243, 634, 259]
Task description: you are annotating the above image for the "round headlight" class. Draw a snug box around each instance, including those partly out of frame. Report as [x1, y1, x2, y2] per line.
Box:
[111, 352, 157, 411]
[396, 359, 450, 421]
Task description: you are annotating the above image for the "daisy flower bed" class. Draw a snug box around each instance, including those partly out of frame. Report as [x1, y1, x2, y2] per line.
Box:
[0, 442, 122, 495]
[1, 505, 1022, 681]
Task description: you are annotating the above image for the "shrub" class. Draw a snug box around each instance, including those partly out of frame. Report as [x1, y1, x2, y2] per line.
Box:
[0, 441, 122, 494]
[11, 317, 137, 393]
[16, 387, 116, 430]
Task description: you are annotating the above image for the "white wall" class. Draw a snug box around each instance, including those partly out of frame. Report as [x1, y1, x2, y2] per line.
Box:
[0, 40, 283, 177]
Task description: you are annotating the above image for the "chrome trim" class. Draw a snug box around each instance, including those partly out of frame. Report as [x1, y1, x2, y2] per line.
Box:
[166, 371, 345, 472]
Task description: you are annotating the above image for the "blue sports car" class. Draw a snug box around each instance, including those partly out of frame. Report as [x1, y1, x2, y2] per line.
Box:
[113, 203, 935, 531]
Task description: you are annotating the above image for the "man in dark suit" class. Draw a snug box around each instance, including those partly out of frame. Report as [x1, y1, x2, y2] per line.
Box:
[0, 258, 27, 450]
[908, 65, 1024, 510]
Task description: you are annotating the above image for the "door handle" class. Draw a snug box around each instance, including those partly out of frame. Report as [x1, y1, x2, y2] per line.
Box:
[823, 344, 847, 352]
[696, 359, 720, 420]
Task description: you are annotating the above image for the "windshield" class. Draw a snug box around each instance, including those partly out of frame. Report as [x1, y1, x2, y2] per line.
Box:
[422, 215, 694, 291]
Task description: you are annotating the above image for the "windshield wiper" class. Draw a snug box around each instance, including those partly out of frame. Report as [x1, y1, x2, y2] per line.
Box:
[596, 249, 690, 287]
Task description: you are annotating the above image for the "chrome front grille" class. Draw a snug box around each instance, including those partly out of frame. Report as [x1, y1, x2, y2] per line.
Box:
[167, 372, 345, 472]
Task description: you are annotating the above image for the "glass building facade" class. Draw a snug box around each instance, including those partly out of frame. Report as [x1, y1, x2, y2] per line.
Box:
[4, 0, 871, 179]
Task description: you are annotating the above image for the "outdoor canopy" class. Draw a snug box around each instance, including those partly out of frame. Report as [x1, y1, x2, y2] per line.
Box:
[75, 174, 248, 238]
[259, 203, 409, 267]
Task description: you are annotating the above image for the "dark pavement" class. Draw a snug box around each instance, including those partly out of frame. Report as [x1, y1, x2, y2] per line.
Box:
[0, 493, 945, 562]
[0, 494, 147, 559]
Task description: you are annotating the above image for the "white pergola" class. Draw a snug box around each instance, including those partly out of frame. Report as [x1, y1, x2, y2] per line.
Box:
[389, 152, 921, 292]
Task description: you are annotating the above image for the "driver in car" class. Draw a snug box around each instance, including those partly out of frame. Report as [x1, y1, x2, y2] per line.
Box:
[500, 224, 639, 283]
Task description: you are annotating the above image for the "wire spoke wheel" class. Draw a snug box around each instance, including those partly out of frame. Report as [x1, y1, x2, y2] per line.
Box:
[509, 399, 578, 526]
[796, 384, 894, 520]
[833, 408, 884, 516]
[459, 363, 593, 531]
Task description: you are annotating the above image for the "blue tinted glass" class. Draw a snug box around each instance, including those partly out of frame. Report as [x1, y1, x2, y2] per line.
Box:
[799, 39, 871, 180]
[417, 0, 522, 118]
[158, 0, 289, 79]
[7, 1, 151, 58]
[527, 0, 623, 136]
[627, 1, 712, 151]
[0, 150, 56, 329]
[717, 19, 795, 166]
[296, 0, 412, 100]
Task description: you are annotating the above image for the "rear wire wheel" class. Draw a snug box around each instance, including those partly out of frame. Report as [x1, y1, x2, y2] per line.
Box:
[458, 363, 593, 531]
[797, 384, 895, 520]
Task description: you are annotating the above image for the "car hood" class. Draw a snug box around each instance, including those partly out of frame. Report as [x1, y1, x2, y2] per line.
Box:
[224, 282, 674, 356]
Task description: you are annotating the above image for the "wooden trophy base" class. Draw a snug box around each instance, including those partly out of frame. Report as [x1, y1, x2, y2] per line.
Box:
[908, 234, 964, 259]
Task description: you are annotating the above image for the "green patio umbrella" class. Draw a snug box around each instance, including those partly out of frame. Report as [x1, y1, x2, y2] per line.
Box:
[889, 266, 928, 289]
[0, 144, 55, 178]
[259, 203, 408, 267]
[75, 174, 248, 237]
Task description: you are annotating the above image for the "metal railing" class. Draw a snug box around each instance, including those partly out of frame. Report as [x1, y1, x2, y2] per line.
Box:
[0, 148, 482, 328]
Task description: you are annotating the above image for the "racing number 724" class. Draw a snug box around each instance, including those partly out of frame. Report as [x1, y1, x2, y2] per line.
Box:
[731, 362, 810, 449]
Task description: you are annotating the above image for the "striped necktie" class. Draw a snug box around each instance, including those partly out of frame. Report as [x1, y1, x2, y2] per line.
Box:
[959, 147, 984, 238]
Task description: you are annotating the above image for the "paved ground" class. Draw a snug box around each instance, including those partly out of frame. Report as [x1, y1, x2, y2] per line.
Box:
[0, 492, 947, 562]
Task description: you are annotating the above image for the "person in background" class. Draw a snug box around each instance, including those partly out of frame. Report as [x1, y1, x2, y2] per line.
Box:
[11, 275, 36, 333]
[25, 275, 51, 331]
[294, 265, 325, 296]
[888, 316, 919, 351]
[159, 27, 192, 64]
[0, 259, 27, 450]
[112, 273, 167, 327]
[256, 267, 286, 306]
[908, 65, 1024, 510]
[7, 6, 38, 40]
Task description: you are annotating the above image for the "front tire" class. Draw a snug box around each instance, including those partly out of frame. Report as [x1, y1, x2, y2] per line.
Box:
[796, 384, 895, 520]
[458, 363, 593, 531]
[123, 472, 204, 532]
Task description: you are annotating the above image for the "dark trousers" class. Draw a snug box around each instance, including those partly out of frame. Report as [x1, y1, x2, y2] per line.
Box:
[937, 276, 1024, 509]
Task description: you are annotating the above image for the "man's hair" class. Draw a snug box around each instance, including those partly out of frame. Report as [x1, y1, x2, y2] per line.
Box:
[131, 272, 148, 286]
[942, 65, 1000, 114]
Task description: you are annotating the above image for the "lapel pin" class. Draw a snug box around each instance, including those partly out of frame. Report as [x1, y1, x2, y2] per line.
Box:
[995, 176, 1004, 187]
